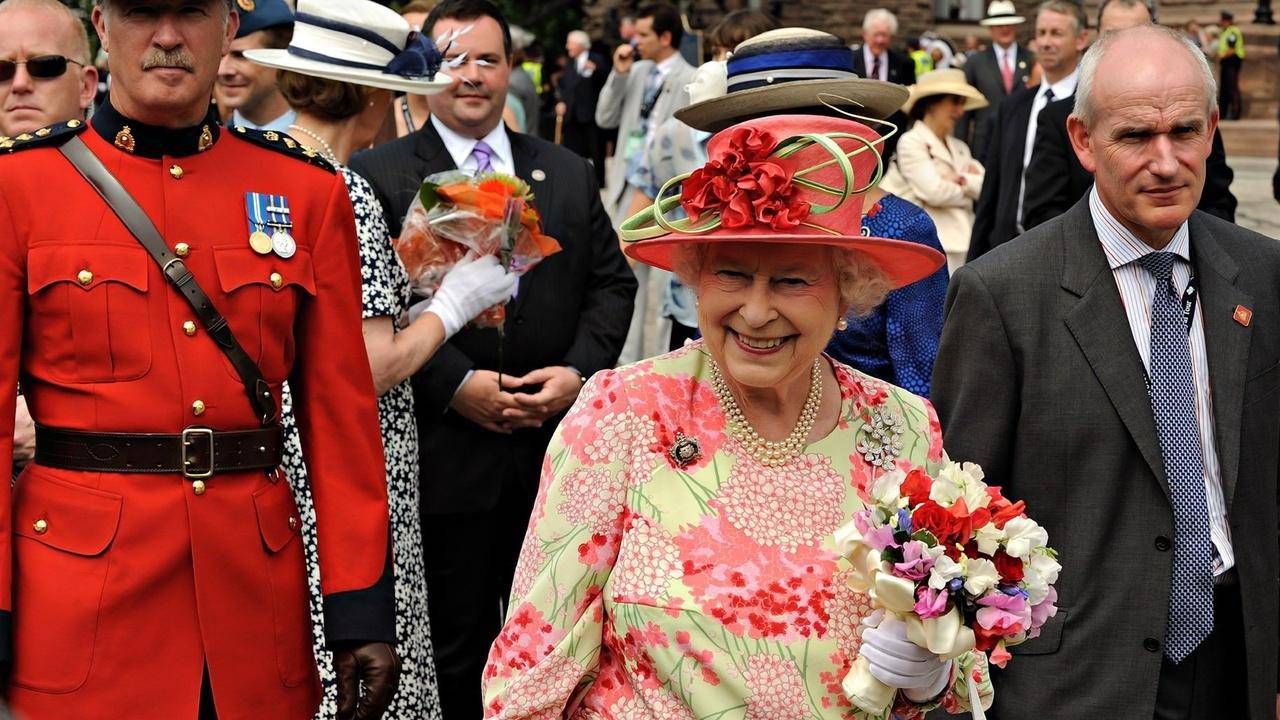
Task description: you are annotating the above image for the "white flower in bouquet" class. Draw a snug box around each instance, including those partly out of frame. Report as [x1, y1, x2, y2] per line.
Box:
[962, 557, 1000, 595]
[931, 461, 991, 510]
[1003, 516, 1050, 559]
[870, 468, 907, 507]
[927, 553, 965, 590]
[1023, 551, 1063, 605]
[974, 521, 1005, 555]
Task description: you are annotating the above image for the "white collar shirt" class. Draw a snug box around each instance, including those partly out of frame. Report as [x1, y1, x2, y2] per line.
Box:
[862, 46, 888, 81]
[1016, 68, 1080, 229]
[430, 115, 514, 176]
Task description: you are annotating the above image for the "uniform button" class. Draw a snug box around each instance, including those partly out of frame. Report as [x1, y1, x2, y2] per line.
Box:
[169, 164, 184, 179]
[77, 269, 93, 286]
[1155, 536, 1172, 551]
[175, 242, 191, 257]
[288, 517, 298, 531]
[182, 320, 197, 336]
[32, 518, 48, 534]
[192, 399, 206, 416]
[192, 480, 207, 496]
[269, 272, 283, 289]
[1143, 637, 1161, 653]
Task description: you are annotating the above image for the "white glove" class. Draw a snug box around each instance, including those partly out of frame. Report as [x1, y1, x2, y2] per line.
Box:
[413, 255, 518, 338]
[859, 613, 953, 703]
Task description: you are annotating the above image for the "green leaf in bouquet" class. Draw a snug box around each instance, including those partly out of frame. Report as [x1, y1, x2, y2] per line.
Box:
[418, 180, 442, 212]
[911, 529, 939, 546]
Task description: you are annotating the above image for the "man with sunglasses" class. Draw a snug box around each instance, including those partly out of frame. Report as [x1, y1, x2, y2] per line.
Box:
[0, 0, 96, 138]
[0, 1, 400, 719]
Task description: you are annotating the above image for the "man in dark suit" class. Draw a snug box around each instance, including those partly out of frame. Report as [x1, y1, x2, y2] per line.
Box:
[956, 0, 1035, 163]
[1021, 0, 1237, 230]
[968, 0, 1087, 261]
[933, 25, 1278, 720]
[851, 9, 916, 167]
[348, 1, 636, 716]
[556, 29, 607, 185]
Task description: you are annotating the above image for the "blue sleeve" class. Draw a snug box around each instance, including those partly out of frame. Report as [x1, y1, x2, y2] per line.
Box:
[883, 206, 949, 398]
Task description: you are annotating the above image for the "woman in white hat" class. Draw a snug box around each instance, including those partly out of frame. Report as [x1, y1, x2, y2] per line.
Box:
[881, 68, 987, 273]
[246, 2, 519, 717]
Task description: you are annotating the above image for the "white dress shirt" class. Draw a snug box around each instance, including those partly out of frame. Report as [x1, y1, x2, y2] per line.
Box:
[862, 46, 888, 81]
[430, 115, 514, 176]
[1016, 69, 1079, 230]
[1089, 187, 1235, 577]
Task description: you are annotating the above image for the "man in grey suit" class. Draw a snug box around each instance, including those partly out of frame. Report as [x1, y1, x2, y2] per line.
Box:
[957, 0, 1035, 163]
[933, 25, 1279, 720]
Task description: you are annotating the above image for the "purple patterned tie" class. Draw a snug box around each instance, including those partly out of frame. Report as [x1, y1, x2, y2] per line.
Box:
[470, 140, 494, 175]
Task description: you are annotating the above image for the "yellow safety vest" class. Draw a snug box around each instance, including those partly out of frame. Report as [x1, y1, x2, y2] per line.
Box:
[910, 49, 934, 79]
[1218, 26, 1245, 59]
[521, 61, 543, 89]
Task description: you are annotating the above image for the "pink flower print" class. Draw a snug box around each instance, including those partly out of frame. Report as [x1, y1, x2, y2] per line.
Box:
[611, 513, 681, 600]
[577, 527, 622, 572]
[674, 511, 838, 641]
[818, 651, 855, 711]
[484, 602, 567, 681]
[825, 569, 875, 657]
[607, 687, 695, 720]
[509, 535, 547, 601]
[743, 654, 810, 720]
[484, 653, 585, 719]
[924, 400, 944, 463]
[718, 451, 846, 552]
[558, 467, 628, 532]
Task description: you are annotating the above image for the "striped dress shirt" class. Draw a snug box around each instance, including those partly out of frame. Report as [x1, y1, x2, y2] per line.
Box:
[1089, 188, 1234, 576]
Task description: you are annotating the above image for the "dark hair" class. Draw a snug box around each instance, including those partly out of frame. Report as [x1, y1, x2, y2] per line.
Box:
[423, 0, 512, 57]
[277, 71, 369, 122]
[400, 0, 437, 15]
[637, 2, 683, 49]
[260, 23, 293, 50]
[708, 9, 777, 55]
[909, 93, 963, 121]
[1220, 10, 1233, 20]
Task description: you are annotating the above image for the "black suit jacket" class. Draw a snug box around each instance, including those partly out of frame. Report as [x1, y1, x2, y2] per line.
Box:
[851, 46, 915, 165]
[967, 83, 1037, 261]
[933, 198, 1279, 720]
[1021, 95, 1237, 230]
[348, 123, 637, 513]
[957, 44, 1035, 163]
[558, 52, 607, 125]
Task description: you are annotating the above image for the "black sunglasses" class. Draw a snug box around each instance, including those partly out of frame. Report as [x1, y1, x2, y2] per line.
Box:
[0, 55, 83, 83]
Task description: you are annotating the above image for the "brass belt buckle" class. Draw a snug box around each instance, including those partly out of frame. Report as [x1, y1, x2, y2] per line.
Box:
[181, 427, 215, 479]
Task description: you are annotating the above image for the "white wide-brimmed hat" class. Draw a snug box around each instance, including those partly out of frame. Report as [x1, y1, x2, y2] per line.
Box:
[980, 0, 1026, 26]
[903, 69, 989, 114]
[243, 0, 453, 95]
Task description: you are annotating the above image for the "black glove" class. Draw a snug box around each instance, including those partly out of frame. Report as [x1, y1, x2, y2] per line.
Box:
[333, 641, 401, 720]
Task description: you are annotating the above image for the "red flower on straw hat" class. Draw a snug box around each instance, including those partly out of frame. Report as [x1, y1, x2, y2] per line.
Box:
[680, 127, 812, 231]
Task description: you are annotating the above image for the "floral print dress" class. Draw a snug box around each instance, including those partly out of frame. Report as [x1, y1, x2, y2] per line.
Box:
[280, 167, 441, 720]
[482, 342, 991, 718]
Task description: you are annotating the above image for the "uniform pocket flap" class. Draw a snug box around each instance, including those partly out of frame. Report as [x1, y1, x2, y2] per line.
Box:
[1009, 607, 1067, 656]
[14, 474, 123, 557]
[253, 480, 301, 553]
[213, 246, 316, 295]
[27, 245, 150, 294]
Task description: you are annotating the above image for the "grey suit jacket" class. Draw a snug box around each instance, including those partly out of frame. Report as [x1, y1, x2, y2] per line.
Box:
[932, 198, 1279, 719]
[594, 55, 694, 215]
[956, 44, 1034, 163]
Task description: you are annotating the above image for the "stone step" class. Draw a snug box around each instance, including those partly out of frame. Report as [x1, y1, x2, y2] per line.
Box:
[1220, 119, 1279, 159]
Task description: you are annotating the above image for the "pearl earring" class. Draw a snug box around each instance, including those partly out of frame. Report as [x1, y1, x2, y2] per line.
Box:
[836, 318, 848, 331]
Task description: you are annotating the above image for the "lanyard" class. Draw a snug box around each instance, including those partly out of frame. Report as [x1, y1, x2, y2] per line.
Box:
[1178, 271, 1198, 333]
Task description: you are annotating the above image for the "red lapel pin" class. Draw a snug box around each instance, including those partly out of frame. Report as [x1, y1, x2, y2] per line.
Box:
[1233, 305, 1252, 327]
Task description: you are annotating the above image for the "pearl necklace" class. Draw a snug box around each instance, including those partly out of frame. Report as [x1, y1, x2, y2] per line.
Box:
[710, 358, 823, 467]
[287, 124, 339, 164]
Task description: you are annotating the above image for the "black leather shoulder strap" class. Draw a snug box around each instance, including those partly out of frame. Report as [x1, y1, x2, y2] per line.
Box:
[57, 136, 278, 425]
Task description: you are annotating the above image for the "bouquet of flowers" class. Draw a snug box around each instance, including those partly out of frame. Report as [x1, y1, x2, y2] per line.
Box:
[394, 170, 561, 328]
[836, 460, 1060, 719]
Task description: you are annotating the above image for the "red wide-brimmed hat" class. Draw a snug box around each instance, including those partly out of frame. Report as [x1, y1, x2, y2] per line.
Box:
[619, 114, 945, 289]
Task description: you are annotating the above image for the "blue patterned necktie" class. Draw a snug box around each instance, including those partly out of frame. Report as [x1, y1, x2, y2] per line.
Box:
[1139, 251, 1214, 663]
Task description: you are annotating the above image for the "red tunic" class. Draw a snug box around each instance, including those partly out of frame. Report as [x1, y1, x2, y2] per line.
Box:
[0, 105, 391, 719]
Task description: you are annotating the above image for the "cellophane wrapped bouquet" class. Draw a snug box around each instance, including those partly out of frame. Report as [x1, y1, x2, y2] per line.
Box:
[394, 170, 561, 328]
[836, 460, 1060, 719]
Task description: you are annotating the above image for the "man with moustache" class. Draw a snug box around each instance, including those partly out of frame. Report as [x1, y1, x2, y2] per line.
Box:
[348, 1, 634, 715]
[215, 0, 294, 132]
[934, 24, 1279, 720]
[0, 1, 399, 718]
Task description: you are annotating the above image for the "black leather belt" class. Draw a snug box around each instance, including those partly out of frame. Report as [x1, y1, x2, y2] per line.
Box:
[34, 425, 282, 478]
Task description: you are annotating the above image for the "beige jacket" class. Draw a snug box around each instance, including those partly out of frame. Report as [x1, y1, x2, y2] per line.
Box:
[882, 122, 984, 260]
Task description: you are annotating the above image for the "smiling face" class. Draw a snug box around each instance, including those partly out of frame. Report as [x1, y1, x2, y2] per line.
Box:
[989, 23, 1018, 47]
[215, 30, 281, 120]
[696, 242, 842, 393]
[862, 19, 892, 56]
[0, 5, 97, 135]
[1034, 9, 1086, 80]
[634, 16, 670, 61]
[1068, 31, 1215, 248]
[425, 14, 510, 139]
[93, 0, 236, 127]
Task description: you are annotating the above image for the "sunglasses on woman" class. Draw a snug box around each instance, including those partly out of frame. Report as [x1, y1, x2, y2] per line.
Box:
[0, 55, 83, 83]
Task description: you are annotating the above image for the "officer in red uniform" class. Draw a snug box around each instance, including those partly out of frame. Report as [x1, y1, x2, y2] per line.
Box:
[0, 1, 399, 718]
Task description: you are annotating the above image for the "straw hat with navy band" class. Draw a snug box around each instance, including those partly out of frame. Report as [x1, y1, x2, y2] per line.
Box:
[243, 0, 453, 95]
[979, 0, 1026, 26]
[674, 28, 909, 133]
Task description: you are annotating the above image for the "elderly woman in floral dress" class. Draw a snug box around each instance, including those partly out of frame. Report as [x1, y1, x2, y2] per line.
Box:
[480, 99, 995, 719]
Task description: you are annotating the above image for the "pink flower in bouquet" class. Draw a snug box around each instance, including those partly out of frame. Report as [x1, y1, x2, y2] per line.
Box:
[1028, 586, 1059, 637]
[975, 592, 1032, 645]
[892, 540, 935, 580]
[913, 586, 949, 620]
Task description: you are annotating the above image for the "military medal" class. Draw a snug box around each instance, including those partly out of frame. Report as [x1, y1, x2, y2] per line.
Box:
[271, 229, 296, 259]
[249, 230, 274, 255]
[246, 192, 296, 258]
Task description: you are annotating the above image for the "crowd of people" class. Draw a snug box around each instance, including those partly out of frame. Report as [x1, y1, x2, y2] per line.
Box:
[0, 0, 1278, 718]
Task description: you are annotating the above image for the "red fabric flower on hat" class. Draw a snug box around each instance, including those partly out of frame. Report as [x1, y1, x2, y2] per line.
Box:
[681, 126, 812, 232]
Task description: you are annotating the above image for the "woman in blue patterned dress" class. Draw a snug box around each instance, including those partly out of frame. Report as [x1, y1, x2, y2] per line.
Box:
[246, 4, 517, 717]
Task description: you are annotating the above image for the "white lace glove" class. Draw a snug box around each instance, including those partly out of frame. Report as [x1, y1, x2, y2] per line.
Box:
[859, 613, 953, 703]
[409, 255, 518, 338]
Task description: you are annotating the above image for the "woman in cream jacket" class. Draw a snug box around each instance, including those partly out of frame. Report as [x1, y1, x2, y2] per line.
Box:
[882, 69, 988, 272]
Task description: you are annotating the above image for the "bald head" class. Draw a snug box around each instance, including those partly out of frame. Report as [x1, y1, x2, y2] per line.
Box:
[1075, 23, 1214, 128]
